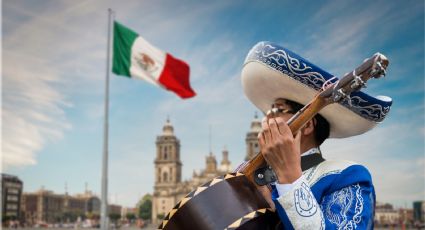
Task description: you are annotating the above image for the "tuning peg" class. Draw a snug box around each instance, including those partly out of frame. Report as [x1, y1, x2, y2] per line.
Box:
[371, 61, 386, 78]
[332, 88, 353, 107]
[350, 75, 366, 90]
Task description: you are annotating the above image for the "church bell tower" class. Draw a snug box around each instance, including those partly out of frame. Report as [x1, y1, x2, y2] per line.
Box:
[152, 117, 182, 224]
[245, 112, 261, 161]
[154, 117, 182, 186]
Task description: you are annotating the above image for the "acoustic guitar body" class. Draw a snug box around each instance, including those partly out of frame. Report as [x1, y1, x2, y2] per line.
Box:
[158, 172, 280, 230]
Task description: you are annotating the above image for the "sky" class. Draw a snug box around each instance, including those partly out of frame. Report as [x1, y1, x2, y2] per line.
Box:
[2, 0, 424, 208]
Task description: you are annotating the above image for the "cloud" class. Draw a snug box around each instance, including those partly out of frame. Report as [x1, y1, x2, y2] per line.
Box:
[2, 51, 72, 169]
[291, 0, 423, 76]
[1, 1, 106, 169]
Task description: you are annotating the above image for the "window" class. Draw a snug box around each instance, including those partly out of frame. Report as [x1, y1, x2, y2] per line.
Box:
[254, 143, 259, 153]
[7, 204, 17, 210]
[158, 168, 162, 182]
[7, 188, 19, 194]
[163, 172, 168, 182]
[7, 195, 18, 201]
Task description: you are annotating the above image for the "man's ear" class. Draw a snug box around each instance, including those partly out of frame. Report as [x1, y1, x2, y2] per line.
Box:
[302, 118, 315, 136]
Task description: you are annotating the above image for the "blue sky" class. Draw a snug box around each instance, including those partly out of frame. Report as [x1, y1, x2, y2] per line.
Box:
[2, 0, 424, 208]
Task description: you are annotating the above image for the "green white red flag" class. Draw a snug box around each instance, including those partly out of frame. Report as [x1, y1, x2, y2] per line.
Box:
[112, 21, 196, 99]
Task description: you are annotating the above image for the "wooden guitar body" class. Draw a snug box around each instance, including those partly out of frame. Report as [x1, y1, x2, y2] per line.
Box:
[158, 172, 280, 230]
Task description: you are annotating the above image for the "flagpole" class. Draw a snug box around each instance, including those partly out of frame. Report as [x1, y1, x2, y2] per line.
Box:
[101, 8, 113, 230]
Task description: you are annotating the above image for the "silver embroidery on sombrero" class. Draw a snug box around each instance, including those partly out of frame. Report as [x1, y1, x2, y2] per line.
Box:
[248, 42, 328, 90]
[344, 96, 391, 122]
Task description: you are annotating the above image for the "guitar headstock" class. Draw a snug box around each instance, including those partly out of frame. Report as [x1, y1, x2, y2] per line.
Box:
[319, 53, 389, 105]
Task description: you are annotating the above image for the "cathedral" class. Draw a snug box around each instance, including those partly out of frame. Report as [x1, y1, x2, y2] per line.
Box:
[151, 114, 262, 224]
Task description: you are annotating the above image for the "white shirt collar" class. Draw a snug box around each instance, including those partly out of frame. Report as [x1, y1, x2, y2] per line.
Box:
[301, 147, 321, 157]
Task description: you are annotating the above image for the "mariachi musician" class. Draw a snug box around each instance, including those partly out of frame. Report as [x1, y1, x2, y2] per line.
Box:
[240, 41, 392, 229]
[159, 41, 391, 230]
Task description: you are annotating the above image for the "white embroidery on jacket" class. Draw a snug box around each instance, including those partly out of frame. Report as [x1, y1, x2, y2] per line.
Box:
[294, 182, 318, 217]
[322, 184, 364, 230]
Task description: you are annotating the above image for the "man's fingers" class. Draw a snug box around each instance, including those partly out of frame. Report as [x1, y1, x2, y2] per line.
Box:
[275, 117, 292, 138]
[268, 118, 282, 138]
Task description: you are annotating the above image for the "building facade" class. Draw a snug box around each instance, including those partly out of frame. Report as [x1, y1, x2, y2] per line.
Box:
[374, 203, 399, 226]
[1, 174, 23, 221]
[151, 116, 260, 224]
[21, 189, 65, 225]
[413, 201, 425, 223]
[245, 113, 261, 161]
[108, 204, 122, 216]
[21, 188, 101, 225]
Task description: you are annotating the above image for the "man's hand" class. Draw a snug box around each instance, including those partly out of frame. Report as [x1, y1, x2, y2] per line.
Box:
[258, 116, 302, 184]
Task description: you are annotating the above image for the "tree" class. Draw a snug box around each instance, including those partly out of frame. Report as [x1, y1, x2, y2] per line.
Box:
[137, 194, 152, 220]
[109, 213, 121, 223]
[126, 213, 136, 222]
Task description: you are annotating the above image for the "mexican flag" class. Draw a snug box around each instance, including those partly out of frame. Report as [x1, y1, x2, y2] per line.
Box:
[112, 21, 196, 99]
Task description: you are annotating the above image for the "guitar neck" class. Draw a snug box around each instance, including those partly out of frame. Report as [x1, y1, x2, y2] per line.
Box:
[240, 96, 329, 185]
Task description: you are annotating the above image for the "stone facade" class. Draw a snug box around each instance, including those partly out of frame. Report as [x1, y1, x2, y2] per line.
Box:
[245, 113, 261, 161]
[21, 189, 101, 225]
[21, 189, 65, 225]
[152, 116, 260, 224]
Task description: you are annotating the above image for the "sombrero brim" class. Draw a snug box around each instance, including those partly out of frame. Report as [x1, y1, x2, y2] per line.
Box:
[241, 42, 392, 138]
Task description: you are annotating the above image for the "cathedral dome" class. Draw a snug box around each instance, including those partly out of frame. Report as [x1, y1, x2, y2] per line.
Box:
[162, 117, 174, 136]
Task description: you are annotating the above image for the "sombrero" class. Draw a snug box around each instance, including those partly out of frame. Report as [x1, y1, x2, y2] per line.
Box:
[241, 41, 392, 138]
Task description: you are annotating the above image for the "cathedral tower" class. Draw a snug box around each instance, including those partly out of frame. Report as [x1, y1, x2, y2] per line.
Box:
[154, 117, 182, 185]
[219, 146, 232, 173]
[245, 112, 261, 161]
[152, 118, 182, 224]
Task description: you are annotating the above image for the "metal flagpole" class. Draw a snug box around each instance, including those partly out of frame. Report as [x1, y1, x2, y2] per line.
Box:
[101, 8, 114, 230]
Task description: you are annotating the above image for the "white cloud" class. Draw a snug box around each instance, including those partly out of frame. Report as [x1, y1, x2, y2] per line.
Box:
[2, 52, 72, 169]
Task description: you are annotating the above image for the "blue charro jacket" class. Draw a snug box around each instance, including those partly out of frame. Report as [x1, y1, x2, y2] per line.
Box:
[272, 160, 375, 229]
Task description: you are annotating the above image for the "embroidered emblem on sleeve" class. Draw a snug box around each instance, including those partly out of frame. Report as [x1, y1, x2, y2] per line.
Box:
[294, 182, 318, 217]
[322, 184, 364, 229]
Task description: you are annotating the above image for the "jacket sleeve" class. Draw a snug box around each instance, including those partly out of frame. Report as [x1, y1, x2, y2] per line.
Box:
[272, 174, 375, 229]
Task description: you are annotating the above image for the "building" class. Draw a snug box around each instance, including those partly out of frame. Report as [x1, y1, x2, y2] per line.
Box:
[151, 116, 260, 224]
[245, 113, 261, 161]
[121, 207, 137, 220]
[399, 208, 414, 226]
[374, 203, 400, 226]
[1, 174, 23, 221]
[413, 201, 425, 223]
[21, 188, 101, 225]
[63, 194, 86, 219]
[108, 204, 122, 216]
[20, 193, 38, 225]
[85, 196, 101, 215]
[74, 190, 101, 215]
[21, 188, 65, 225]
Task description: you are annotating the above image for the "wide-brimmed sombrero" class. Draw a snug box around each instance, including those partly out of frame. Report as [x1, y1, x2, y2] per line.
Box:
[241, 41, 392, 138]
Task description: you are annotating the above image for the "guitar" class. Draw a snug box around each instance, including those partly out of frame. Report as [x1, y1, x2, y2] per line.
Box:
[158, 53, 388, 230]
